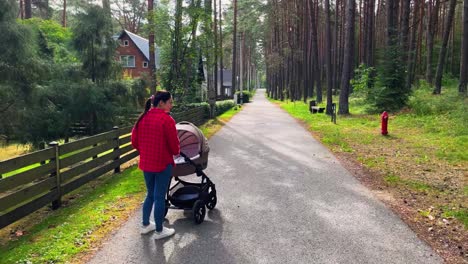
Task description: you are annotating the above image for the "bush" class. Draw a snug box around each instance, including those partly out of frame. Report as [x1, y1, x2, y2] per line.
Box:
[215, 100, 235, 116]
[235, 90, 252, 103]
[409, 81, 468, 117]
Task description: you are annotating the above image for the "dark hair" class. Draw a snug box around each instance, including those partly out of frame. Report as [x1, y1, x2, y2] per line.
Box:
[153, 90, 172, 107]
[134, 90, 172, 128]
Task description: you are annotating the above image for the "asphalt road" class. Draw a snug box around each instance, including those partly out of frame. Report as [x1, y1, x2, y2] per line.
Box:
[88, 89, 442, 264]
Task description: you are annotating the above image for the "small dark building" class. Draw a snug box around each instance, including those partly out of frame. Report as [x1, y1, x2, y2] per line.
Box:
[217, 69, 233, 98]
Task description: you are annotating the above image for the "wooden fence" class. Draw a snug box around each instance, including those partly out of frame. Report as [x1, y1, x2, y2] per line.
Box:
[0, 106, 208, 229]
[0, 127, 136, 229]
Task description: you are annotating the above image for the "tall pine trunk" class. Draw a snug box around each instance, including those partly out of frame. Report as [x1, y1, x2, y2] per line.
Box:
[400, 0, 410, 63]
[62, 0, 67, 27]
[325, 0, 333, 114]
[459, 0, 468, 94]
[231, 0, 238, 96]
[338, 0, 355, 114]
[426, 0, 440, 84]
[219, 0, 224, 98]
[25, 0, 31, 19]
[406, 0, 420, 89]
[148, 0, 157, 94]
[213, 0, 218, 99]
[311, 0, 322, 102]
[434, 0, 457, 94]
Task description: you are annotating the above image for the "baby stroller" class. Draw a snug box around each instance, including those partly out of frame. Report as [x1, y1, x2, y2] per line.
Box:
[164, 121, 217, 224]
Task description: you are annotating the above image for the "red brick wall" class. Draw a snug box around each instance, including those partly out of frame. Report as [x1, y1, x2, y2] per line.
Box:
[115, 34, 151, 78]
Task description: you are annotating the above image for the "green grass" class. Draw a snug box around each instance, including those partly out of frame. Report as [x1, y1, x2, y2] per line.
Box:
[384, 174, 433, 192]
[0, 167, 145, 264]
[442, 209, 468, 229]
[271, 97, 378, 153]
[270, 85, 468, 165]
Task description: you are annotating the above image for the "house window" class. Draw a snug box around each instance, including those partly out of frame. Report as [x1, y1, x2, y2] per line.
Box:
[123, 40, 129, 46]
[143, 61, 148, 68]
[120, 55, 135, 68]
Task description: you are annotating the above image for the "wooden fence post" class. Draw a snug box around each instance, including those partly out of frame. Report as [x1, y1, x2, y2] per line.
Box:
[113, 126, 120, 173]
[48, 141, 62, 209]
[39, 142, 46, 165]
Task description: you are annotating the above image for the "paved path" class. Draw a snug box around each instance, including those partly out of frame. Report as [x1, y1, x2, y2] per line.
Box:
[88, 89, 442, 264]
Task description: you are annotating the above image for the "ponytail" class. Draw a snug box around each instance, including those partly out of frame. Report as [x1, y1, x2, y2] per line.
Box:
[135, 97, 153, 128]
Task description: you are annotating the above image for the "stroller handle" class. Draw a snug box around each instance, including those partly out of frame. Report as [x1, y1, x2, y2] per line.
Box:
[179, 151, 204, 177]
[179, 152, 194, 165]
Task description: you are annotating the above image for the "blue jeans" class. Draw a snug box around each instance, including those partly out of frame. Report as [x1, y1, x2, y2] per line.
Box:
[143, 164, 172, 232]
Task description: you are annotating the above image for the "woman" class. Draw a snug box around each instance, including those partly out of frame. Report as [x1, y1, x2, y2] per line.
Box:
[131, 90, 180, 240]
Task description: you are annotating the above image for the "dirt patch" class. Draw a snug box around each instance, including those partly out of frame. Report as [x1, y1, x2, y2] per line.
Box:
[335, 150, 467, 264]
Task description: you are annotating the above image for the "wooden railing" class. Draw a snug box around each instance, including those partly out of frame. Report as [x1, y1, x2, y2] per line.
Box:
[0, 126, 137, 229]
[0, 106, 209, 229]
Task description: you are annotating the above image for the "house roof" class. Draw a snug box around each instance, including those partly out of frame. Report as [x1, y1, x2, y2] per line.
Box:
[116, 30, 160, 68]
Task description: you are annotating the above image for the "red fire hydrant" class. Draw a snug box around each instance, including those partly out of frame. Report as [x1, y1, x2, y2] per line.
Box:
[381, 111, 389, 135]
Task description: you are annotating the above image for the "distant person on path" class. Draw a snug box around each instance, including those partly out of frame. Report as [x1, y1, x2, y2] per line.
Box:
[131, 90, 180, 240]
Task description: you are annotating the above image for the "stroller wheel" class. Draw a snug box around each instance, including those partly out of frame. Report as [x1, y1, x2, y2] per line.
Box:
[192, 200, 206, 224]
[206, 193, 217, 210]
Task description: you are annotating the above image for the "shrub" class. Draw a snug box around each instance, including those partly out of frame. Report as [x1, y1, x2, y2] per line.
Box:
[235, 90, 252, 103]
[215, 100, 235, 116]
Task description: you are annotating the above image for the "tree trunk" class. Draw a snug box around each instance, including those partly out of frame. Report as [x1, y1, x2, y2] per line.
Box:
[338, 0, 355, 114]
[387, 0, 398, 46]
[19, 0, 24, 19]
[311, 0, 322, 102]
[400, 0, 410, 62]
[25, 0, 31, 19]
[416, 0, 424, 74]
[213, 0, 218, 99]
[406, 0, 420, 89]
[426, 0, 440, 84]
[434, 0, 457, 94]
[325, 0, 333, 114]
[148, 0, 157, 94]
[367, 0, 375, 66]
[219, 0, 224, 98]
[232, 0, 238, 96]
[333, 0, 339, 94]
[459, 0, 468, 94]
[62, 0, 67, 27]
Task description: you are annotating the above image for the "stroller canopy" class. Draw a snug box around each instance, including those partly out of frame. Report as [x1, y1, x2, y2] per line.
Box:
[176, 121, 209, 159]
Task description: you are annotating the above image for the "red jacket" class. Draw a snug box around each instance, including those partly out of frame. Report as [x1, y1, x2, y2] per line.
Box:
[131, 108, 180, 173]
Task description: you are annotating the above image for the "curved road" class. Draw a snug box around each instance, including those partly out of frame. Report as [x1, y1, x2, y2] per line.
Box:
[88, 89, 441, 264]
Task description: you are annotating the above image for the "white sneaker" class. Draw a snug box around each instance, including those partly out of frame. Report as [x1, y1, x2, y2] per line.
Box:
[154, 227, 175, 240]
[140, 221, 156, 235]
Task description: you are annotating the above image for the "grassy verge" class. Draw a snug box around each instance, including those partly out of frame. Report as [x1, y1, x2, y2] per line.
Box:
[200, 106, 242, 138]
[0, 106, 241, 264]
[0, 166, 145, 264]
